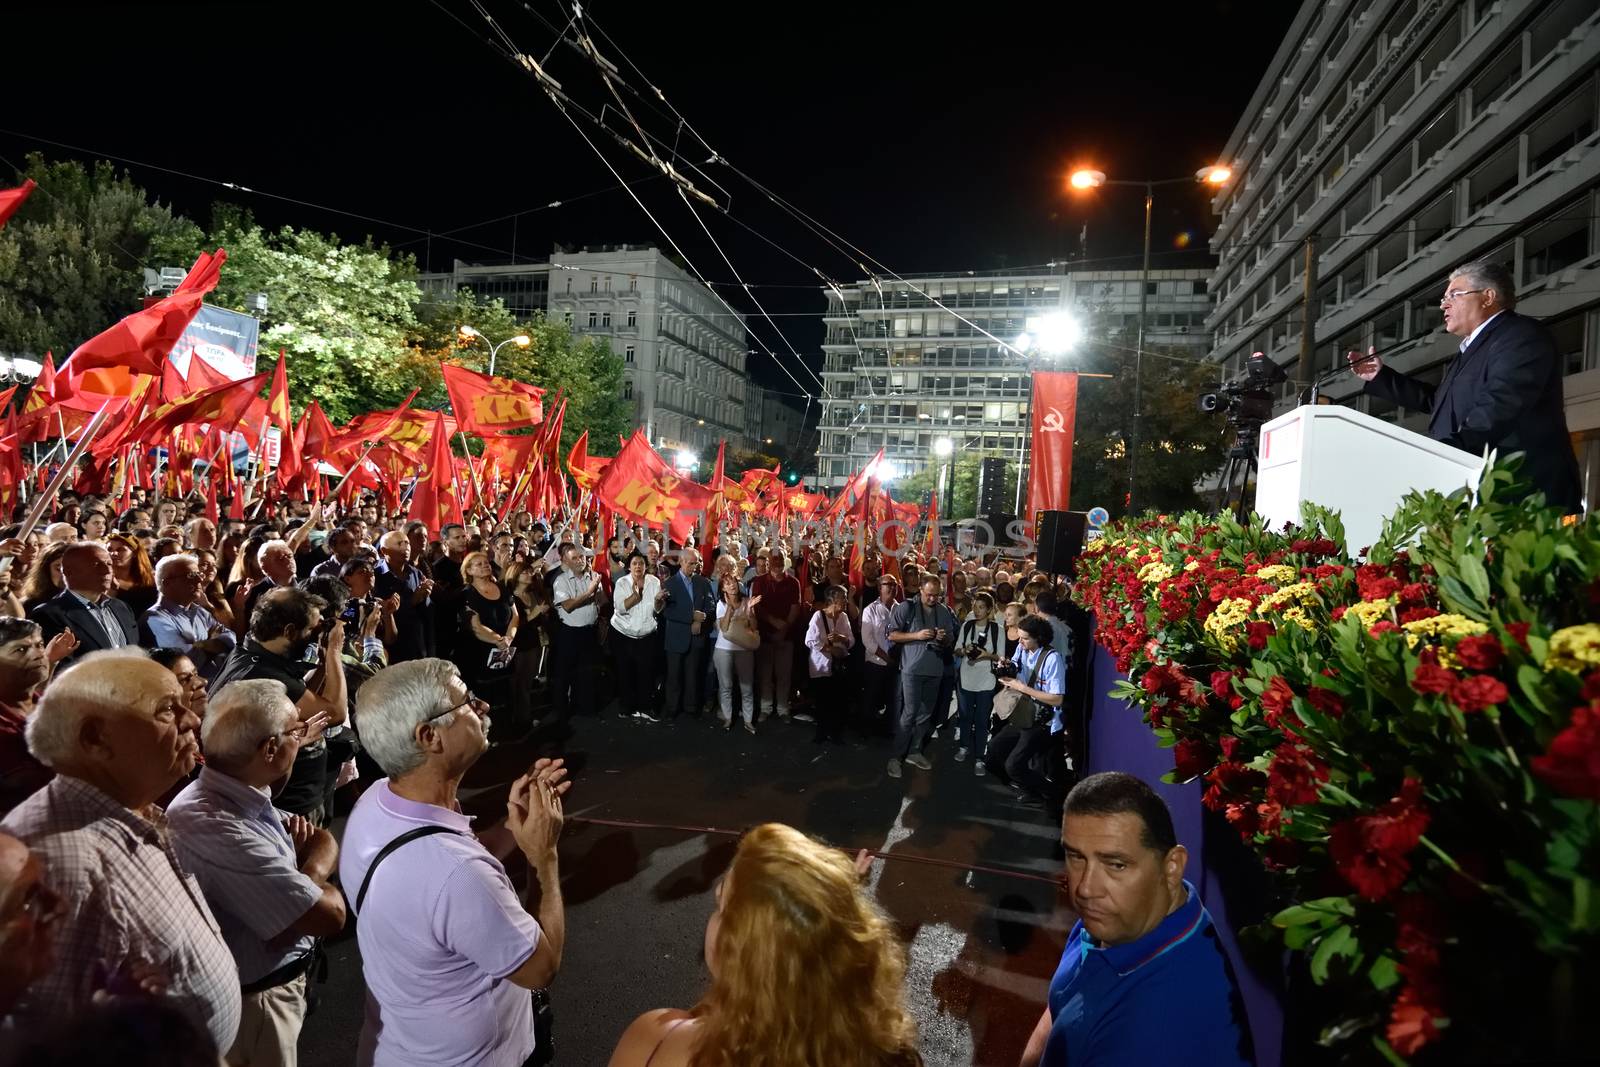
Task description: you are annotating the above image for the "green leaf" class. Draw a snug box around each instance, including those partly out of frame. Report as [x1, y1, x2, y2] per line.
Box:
[1272, 897, 1354, 926]
[1457, 552, 1491, 604]
[1309, 923, 1355, 982]
[1368, 954, 1401, 991]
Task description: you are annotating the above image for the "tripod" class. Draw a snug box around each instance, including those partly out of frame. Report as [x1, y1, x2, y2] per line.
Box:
[1214, 422, 1261, 522]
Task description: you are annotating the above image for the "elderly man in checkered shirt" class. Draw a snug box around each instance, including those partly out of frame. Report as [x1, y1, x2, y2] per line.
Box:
[1, 649, 240, 1054]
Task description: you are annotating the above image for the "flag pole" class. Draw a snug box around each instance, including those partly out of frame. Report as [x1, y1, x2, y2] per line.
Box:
[1, 400, 116, 575]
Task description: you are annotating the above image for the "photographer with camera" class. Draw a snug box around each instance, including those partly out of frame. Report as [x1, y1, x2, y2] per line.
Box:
[983, 616, 1066, 810]
[955, 592, 1002, 773]
[885, 574, 958, 780]
[211, 586, 348, 825]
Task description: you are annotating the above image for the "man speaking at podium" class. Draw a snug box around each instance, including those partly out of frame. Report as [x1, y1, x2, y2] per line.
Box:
[1351, 259, 1582, 513]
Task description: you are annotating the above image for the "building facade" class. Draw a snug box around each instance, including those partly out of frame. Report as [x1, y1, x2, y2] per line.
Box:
[1205, 0, 1600, 500]
[420, 246, 751, 456]
[815, 268, 1212, 492]
[744, 386, 812, 460]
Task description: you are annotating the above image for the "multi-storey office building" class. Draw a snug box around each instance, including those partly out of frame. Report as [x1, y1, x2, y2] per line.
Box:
[814, 268, 1212, 492]
[1205, 0, 1600, 500]
[421, 245, 751, 456]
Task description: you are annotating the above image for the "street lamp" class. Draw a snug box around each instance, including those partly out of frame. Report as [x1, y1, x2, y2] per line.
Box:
[932, 436, 955, 520]
[674, 450, 698, 472]
[1067, 161, 1233, 513]
[457, 324, 532, 376]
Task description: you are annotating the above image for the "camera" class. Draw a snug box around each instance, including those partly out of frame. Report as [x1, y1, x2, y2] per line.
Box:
[993, 660, 1019, 680]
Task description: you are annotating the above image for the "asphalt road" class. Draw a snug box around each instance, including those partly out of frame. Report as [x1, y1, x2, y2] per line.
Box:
[301, 695, 1074, 1067]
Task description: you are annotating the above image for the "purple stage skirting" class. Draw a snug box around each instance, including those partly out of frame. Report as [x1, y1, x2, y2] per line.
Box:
[1083, 637, 1286, 1067]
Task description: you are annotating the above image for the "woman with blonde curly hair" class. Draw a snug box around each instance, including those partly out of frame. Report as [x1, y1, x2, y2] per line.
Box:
[608, 823, 922, 1067]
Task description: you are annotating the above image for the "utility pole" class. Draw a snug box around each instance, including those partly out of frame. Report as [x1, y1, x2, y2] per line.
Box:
[1297, 234, 1318, 386]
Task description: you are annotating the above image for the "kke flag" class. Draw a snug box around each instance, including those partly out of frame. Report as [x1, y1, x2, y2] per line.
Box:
[594, 429, 714, 545]
[441, 364, 545, 436]
[65, 249, 227, 379]
[1027, 370, 1079, 522]
[133, 371, 270, 445]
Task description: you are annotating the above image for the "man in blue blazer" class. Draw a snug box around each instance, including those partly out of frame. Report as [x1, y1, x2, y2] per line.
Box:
[660, 548, 717, 722]
[1354, 259, 1582, 513]
[29, 543, 140, 667]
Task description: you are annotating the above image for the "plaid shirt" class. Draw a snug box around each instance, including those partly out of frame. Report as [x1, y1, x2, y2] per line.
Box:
[1, 775, 241, 1051]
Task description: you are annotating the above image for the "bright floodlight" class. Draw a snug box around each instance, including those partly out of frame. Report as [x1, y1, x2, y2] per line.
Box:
[1069, 169, 1106, 190]
[458, 324, 482, 339]
[1198, 164, 1233, 185]
[1031, 312, 1083, 356]
[512, 334, 531, 346]
[933, 437, 954, 457]
[11, 358, 41, 378]
[675, 450, 697, 469]
[1014, 332, 1033, 353]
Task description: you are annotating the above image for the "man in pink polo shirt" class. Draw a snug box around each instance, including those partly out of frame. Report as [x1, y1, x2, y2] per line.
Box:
[340, 659, 569, 1067]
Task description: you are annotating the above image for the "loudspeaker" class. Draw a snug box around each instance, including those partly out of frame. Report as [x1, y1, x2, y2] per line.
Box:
[1036, 510, 1088, 575]
[982, 513, 1016, 548]
[976, 458, 1008, 516]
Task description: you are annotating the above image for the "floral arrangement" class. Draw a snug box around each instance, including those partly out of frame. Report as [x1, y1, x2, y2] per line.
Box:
[1070, 462, 1600, 1064]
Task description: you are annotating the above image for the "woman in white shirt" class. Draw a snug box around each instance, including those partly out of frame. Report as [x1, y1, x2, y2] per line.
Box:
[804, 585, 855, 745]
[610, 552, 666, 721]
[714, 575, 761, 733]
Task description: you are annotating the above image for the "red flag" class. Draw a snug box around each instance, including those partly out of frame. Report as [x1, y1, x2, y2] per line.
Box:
[923, 491, 940, 557]
[132, 372, 270, 445]
[267, 352, 293, 437]
[160, 356, 190, 402]
[65, 249, 226, 378]
[699, 440, 726, 571]
[1027, 371, 1079, 521]
[203, 460, 220, 522]
[184, 353, 233, 394]
[566, 429, 610, 495]
[408, 411, 463, 534]
[0, 180, 35, 229]
[594, 430, 714, 545]
[0, 406, 23, 519]
[328, 388, 425, 459]
[824, 449, 884, 519]
[441, 364, 545, 436]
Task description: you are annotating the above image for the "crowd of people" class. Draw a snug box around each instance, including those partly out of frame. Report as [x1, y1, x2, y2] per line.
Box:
[0, 488, 1251, 1067]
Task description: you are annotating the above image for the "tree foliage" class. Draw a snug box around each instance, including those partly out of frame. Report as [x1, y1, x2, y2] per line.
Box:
[0, 154, 202, 356]
[1067, 346, 1230, 519]
[413, 286, 631, 458]
[893, 452, 1018, 518]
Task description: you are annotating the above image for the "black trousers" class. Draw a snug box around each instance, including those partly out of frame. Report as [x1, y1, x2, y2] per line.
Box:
[663, 639, 707, 718]
[610, 629, 658, 714]
[548, 624, 598, 720]
[858, 661, 897, 732]
[986, 721, 1060, 800]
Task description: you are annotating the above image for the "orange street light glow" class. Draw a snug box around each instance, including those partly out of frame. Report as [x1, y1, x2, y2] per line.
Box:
[1198, 164, 1233, 185]
[1069, 169, 1104, 190]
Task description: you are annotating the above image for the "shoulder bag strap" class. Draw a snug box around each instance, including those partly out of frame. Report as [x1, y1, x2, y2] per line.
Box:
[355, 825, 460, 913]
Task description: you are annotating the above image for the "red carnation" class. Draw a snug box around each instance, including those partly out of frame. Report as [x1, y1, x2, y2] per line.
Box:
[1171, 738, 1213, 781]
[1330, 605, 1348, 622]
[1505, 621, 1532, 651]
[1210, 670, 1244, 710]
[1450, 674, 1508, 713]
[1218, 734, 1242, 760]
[1329, 817, 1413, 900]
[1370, 620, 1401, 636]
[1201, 761, 1266, 812]
[1224, 801, 1260, 836]
[1260, 676, 1295, 717]
[1398, 582, 1430, 605]
[1530, 703, 1600, 799]
[1305, 686, 1345, 717]
[1453, 634, 1504, 671]
[1262, 835, 1303, 870]
[1398, 605, 1440, 625]
[1386, 982, 1445, 1057]
[1246, 621, 1275, 650]
[1266, 743, 1328, 806]
[1411, 660, 1457, 696]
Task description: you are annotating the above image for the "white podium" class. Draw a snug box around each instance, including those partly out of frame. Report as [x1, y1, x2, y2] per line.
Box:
[1254, 405, 1484, 555]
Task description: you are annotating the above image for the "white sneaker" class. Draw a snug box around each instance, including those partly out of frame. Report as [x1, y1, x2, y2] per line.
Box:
[975, 762, 987, 777]
[906, 753, 933, 771]
[886, 758, 902, 779]
[954, 747, 969, 762]
[793, 712, 815, 723]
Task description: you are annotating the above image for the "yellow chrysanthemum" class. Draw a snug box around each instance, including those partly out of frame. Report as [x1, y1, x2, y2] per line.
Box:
[1347, 598, 1395, 629]
[1138, 561, 1175, 584]
[1184, 560, 1200, 572]
[1254, 564, 1297, 584]
[1280, 606, 1318, 632]
[1259, 582, 1319, 613]
[1546, 624, 1600, 674]
[1203, 597, 1254, 653]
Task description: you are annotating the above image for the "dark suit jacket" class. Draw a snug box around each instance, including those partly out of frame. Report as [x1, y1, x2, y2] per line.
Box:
[29, 590, 140, 665]
[375, 563, 434, 663]
[1365, 310, 1581, 512]
[661, 572, 716, 655]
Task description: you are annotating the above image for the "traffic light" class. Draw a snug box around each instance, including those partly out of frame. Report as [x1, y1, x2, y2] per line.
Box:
[783, 469, 802, 486]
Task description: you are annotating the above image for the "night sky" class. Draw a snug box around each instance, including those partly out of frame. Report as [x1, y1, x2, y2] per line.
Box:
[5, 0, 1299, 392]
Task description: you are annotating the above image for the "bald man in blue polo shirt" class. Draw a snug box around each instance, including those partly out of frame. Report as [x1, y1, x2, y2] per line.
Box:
[1020, 772, 1254, 1067]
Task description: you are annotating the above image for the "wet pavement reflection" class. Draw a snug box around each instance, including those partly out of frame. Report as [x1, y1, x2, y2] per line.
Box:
[302, 703, 1075, 1066]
